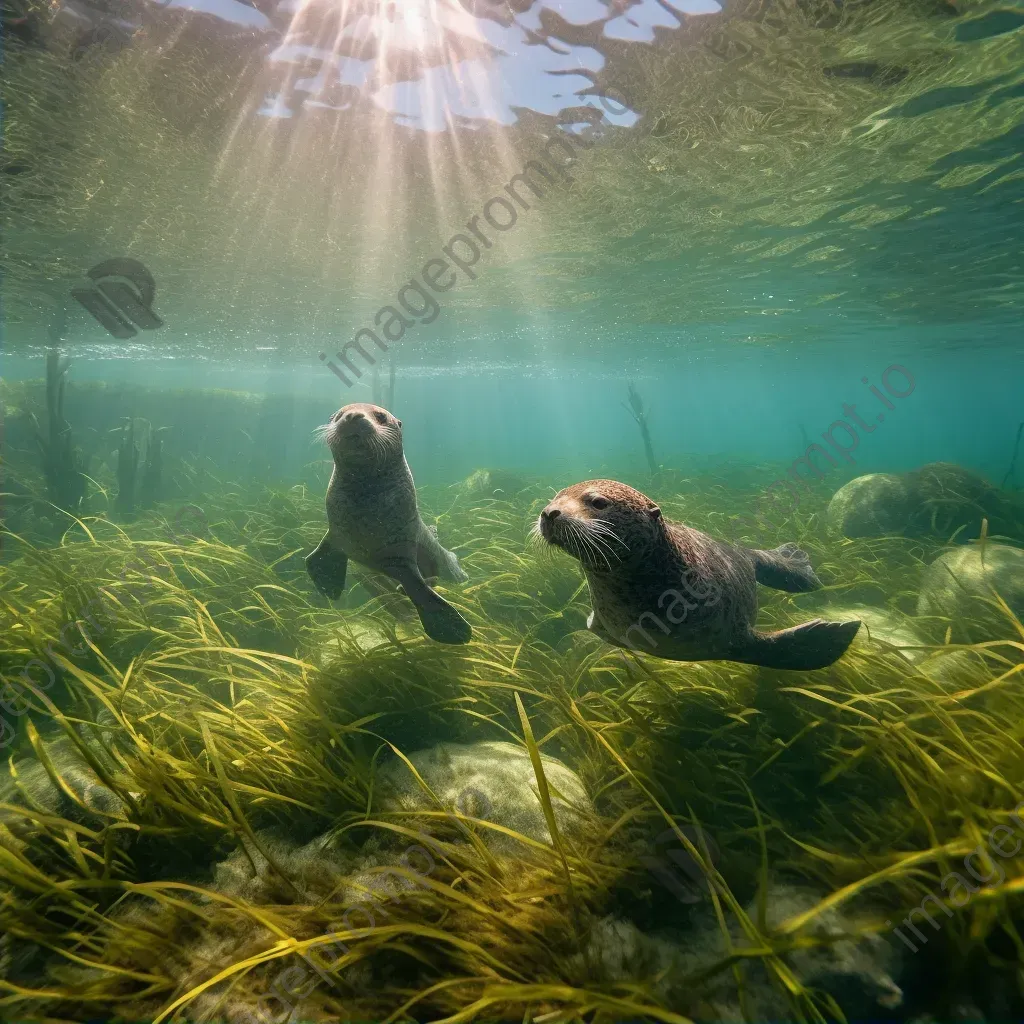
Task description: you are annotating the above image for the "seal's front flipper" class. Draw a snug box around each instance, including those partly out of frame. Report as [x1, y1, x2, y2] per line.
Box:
[586, 610, 615, 643]
[418, 524, 468, 583]
[305, 533, 348, 600]
[751, 542, 822, 593]
[735, 618, 861, 670]
[390, 564, 472, 645]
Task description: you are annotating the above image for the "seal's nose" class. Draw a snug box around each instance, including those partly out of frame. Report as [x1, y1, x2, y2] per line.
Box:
[542, 508, 560, 522]
[342, 409, 366, 423]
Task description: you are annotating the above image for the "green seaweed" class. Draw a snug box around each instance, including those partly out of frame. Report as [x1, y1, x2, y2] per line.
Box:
[0, 461, 1023, 1022]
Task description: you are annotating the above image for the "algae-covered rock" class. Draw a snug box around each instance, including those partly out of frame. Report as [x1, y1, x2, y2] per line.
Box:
[916, 543, 1024, 641]
[827, 473, 912, 538]
[821, 605, 926, 663]
[828, 463, 1012, 541]
[0, 734, 135, 832]
[315, 614, 419, 664]
[905, 462, 1003, 539]
[568, 883, 903, 1021]
[690, 883, 903, 1020]
[459, 468, 528, 499]
[374, 740, 593, 853]
[212, 828, 362, 904]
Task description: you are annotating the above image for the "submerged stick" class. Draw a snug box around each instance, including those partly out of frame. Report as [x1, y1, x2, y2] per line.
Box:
[141, 431, 164, 508]
[372, 357, 397, 411]
[114, 418, 140, 515]
[624, 382, 657, 476]
[31, 348, 88, 518]
[1000, 421, 1023, 489]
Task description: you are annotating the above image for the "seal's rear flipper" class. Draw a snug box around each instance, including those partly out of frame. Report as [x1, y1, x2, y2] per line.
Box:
[736, 618, 861, 670]
[305, 533, 348, 599]
[752, 542, 822, 593]
[416, 597, 473, 645]
[391, 563, 472, 644]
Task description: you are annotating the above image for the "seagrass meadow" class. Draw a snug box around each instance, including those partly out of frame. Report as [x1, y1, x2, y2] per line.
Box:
[3, 424, 1024, 1022]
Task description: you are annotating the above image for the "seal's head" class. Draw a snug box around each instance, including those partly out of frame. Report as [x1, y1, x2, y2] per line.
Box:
[317, 403, 403, 467]
[537, 479, 662, 571]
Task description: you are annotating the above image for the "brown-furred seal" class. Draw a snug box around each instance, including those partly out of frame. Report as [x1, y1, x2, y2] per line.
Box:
[306, 403, 471, 644]
[537, 480, 860, 670]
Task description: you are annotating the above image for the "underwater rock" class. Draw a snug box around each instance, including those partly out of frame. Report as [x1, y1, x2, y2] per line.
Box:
[373, 740, 593, 853]
[904, 462, 1001, 539]
[568, 884, 902, 1021]
[821, 605, 926, 663]
[828, 463, 1010, 541]
[0, 734, 135, 834]
[458, 468, 528, 499]
[212, 828, 362, 904]
[315, 615, 419, 663]
[567, 916, 685, 996]
[916, 543, 1024, 642]
[742, 883, 903, 1018]
[826, 473, 913, 539]
[685, 884, 902, 1020]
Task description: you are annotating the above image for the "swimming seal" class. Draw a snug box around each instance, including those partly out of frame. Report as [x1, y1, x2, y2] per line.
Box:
[537, 480, 860, 670]
[306, 403, 471, 644]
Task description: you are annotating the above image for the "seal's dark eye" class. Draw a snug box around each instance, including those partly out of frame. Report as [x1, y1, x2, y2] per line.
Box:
[374, 411, 388, 424]
[589, 496, 610, 510]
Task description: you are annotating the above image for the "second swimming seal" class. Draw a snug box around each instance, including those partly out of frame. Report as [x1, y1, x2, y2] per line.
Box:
[537, 479, 860, 670]
[307, 403, 471, 644]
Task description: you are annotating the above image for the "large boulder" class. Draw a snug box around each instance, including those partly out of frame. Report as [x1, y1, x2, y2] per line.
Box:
[904, 462, 1003, 540]
[566, 883, 903, 1021]
[315, 614, 420, 666]
[826, 474, 913, 539]
[0, 734, 135, 835]
[916, 543, 1024, 642]
[827, 463, 1015, 541]
[821, 605, 926, 664]
[373, 740, 593, 854]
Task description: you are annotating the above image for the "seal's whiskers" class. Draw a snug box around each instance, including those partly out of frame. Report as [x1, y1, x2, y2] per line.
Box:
[583, 521, 628, 564]
[367, 431, 390, 470]
[526, 520, 547, 551]
[565, 517, 613, 571]
[587, 520, 630, 552]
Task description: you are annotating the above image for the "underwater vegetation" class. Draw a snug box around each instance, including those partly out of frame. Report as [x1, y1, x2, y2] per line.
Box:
[2, 448, 1024, 1023]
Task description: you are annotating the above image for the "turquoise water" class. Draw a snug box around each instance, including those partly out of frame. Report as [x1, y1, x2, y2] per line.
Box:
[4, 336, 1020, 484]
